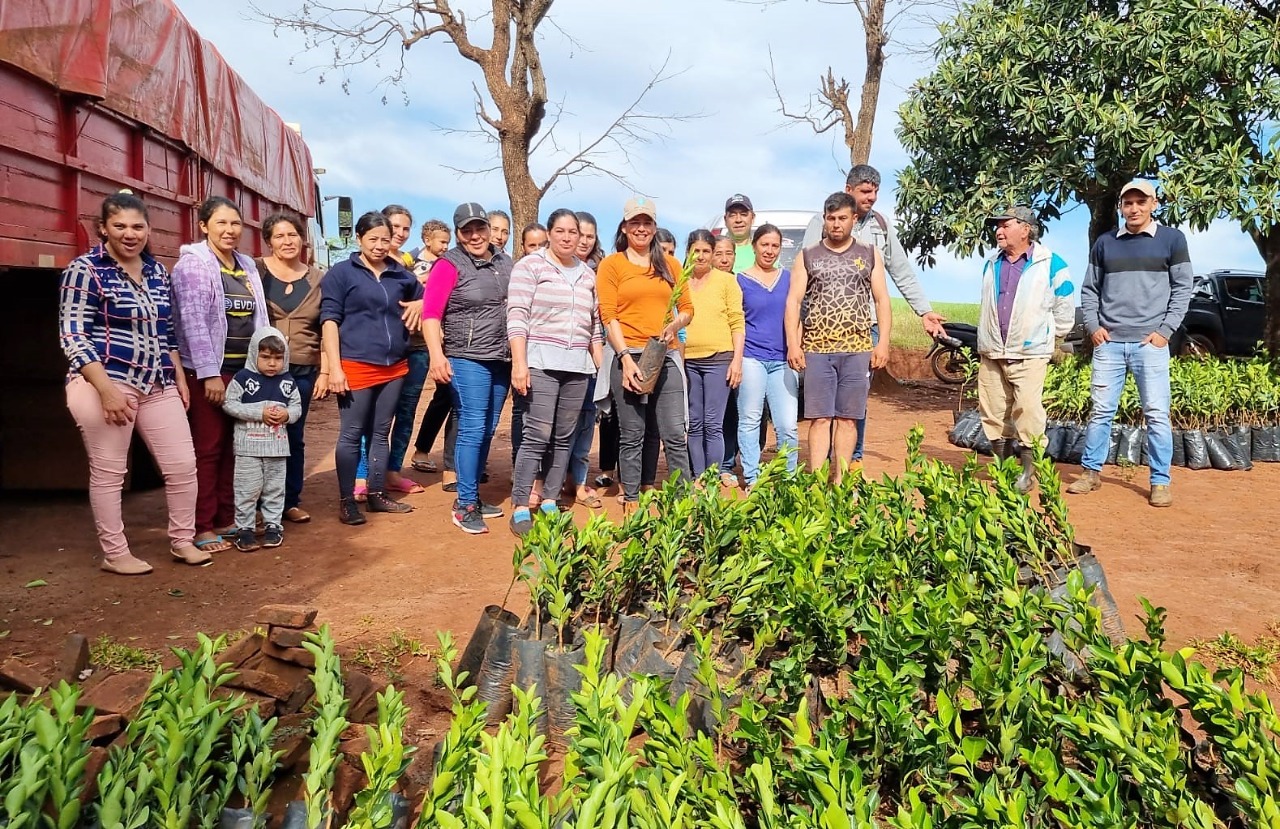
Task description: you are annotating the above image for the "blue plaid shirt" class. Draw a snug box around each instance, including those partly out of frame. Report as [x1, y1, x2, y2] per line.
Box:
[59, 246, 178, 391]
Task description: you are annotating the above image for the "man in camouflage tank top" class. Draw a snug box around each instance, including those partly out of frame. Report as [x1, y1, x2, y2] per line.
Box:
[785, 192, 892, 484]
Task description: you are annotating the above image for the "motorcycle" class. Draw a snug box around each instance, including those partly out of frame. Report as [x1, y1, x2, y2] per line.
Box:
[928, 322, 978, 384]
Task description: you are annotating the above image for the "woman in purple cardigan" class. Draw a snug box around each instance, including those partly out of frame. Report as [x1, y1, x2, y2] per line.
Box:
[170, 196, 268, 552]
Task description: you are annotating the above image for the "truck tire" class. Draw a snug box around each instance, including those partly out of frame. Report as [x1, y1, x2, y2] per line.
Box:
[1179, 331, 1217, 358]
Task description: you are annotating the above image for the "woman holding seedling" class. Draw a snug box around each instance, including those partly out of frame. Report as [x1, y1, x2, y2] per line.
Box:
[60, 192, 209, 573]
[596, 197, 694, 515]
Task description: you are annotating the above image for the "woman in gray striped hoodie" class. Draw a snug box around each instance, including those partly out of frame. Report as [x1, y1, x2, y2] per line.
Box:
[506, 209, 603, 536]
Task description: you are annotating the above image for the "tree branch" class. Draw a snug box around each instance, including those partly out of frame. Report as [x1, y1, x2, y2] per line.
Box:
[536, 52, 698, 198]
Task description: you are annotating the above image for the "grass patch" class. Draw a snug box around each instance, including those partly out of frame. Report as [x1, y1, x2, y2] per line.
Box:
[350, 629, 432, 682]
[90, 635, 163, 672]
[888, 298, 980, 351]
[1192, 625, 1280, 681]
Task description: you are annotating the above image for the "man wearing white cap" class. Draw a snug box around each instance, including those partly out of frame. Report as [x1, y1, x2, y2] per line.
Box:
[1067, 179, 1193, 507]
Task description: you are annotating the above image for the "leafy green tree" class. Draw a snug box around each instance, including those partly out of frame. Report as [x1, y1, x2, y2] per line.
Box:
[895, 0, 1280, 353]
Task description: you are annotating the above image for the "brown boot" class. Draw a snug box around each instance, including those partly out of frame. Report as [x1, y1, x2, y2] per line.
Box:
[1066, 469, 1101, 494]
[1148, 484, 1172, 508]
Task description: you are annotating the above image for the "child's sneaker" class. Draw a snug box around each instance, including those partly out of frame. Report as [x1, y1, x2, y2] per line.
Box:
[262, 525, 284, 548]
[233, 527, 260, 552]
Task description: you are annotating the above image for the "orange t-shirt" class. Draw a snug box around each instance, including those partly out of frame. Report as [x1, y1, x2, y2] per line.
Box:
[596, 252, 694, 349]
[341, 359, 408, 392]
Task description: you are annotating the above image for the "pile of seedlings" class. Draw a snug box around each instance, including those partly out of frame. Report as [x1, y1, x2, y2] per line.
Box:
[450, 427, 1280, 827]
[951, 354, 1280, 468]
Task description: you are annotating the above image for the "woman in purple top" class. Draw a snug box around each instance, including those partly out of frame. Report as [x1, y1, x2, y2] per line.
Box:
[170, 196, 268, 553]
[735, 224, 799, 487]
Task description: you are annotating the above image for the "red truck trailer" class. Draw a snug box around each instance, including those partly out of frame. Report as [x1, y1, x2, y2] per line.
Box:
[0, 0, 321, 490]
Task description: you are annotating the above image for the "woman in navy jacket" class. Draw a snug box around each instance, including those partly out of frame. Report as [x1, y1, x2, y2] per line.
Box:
[319, 211, 424, 525]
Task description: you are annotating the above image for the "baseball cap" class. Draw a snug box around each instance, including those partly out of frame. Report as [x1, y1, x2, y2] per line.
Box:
[452, 202, 488, 229]
[985, 206, 1038, 225]
[622, 196, 657, 221]
[1120, 179, 1157, 199]
[724, 194, 754, 212]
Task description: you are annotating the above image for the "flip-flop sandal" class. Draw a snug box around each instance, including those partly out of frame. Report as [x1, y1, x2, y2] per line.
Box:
[193, 536, 231, 554]
[576, 491, 604, 509]
[411, 459, 438, 473]
[387, 478, 426, 494]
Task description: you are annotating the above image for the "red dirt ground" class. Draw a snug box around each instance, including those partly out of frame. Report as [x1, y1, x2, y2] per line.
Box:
[3, 348, 1278, 742]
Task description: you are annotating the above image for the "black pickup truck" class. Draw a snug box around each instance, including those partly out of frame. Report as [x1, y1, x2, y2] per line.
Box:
[1170, 270, 1267, 357]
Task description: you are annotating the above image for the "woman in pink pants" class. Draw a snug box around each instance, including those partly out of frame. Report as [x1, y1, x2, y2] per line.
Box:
[59, 193, 210, 574]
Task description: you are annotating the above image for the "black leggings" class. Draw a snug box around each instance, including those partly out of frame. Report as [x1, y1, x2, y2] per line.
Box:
[336, 378, 404, 498]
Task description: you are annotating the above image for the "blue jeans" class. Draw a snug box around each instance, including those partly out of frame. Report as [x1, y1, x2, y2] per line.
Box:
[1081, 340, 1173, 484]
[853, 324, 880, 461]
[738, 358, 799, 485]
[568, 377, 597, 487]
[449, 358, 511, 506]
[388, 350, 429, 472]
[355, 351, 429, 480]
[284, 365, 317, 510]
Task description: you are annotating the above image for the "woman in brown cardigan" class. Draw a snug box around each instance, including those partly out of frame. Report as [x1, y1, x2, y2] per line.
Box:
[255, 211, 326, 523]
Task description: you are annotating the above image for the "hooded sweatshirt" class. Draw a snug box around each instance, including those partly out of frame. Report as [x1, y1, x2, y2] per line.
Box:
[222, 326, 302, 458]
[171, 243, 268, 379]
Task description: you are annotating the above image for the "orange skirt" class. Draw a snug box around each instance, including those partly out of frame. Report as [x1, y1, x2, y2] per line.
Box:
[341, 359, 408, 392]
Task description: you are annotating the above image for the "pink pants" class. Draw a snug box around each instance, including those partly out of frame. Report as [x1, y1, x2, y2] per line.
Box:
[66, 376, 198, 561]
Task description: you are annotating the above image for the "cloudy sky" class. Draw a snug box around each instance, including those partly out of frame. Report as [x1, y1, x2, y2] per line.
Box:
[172, 0, 1264, 303]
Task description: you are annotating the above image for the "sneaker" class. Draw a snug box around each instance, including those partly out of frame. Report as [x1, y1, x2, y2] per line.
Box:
[262, 525, 284, 548]
[367, 492, 413, 513]
[233, 528, 260, 552]
[101, 553, 153, 575]
[510, 507, 534, 537]
[339, 498, 367, 526]
[480, 502, 504, 520]
[1149, 484, 1173, 508]
[453, 503, 488, 534]
[1066, 470, 1101, 495]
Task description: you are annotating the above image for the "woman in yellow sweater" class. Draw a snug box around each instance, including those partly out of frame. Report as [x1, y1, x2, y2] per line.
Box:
[682, 229, 744, 478]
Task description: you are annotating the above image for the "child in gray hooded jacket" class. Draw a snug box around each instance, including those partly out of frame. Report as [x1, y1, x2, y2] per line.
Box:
[223, 327, 302, 551]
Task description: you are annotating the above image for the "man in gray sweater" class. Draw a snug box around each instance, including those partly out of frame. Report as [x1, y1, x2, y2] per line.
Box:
[1067, 179, 1194, 507]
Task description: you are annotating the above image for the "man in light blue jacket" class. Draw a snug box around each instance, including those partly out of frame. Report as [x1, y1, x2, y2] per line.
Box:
[977, 207, 1075, 492]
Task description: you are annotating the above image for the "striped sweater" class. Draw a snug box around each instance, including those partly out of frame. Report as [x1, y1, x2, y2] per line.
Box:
[506, 248, 603, 374]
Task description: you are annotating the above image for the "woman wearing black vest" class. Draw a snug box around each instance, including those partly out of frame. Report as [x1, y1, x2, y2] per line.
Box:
[424, 203, 514, 535]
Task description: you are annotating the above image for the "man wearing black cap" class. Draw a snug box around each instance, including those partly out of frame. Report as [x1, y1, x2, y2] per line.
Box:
[976, 206, 1075, 493]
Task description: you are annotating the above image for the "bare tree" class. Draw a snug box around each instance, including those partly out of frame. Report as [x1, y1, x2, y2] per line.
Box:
[252, 0, 688, 229]
[752, 0, 952, 169]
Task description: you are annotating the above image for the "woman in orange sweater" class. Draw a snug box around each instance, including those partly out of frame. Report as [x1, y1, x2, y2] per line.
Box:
[596, 197, 694, 512]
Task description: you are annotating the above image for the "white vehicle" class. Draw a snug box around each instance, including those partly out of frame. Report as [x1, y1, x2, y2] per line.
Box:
[706, 209, 817, 269]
